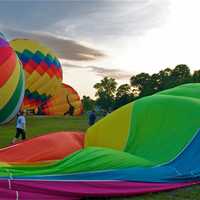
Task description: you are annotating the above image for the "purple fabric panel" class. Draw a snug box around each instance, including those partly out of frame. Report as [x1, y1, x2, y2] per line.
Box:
[0, 38, 8, 47]
[0, 180, 79, 200]
[4, 180, 200, 198]
[0, 188, 16, 199]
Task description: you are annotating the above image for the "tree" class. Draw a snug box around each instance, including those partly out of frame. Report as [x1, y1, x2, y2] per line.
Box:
[116, 84, 132, 98]
[153, 68, 174, 91]
[192, 70, 200, 83]
[94, 77, 117, 97]
[114, 84, 134, 109]
[82, 96, 95, 111]
[171, 64, 192, 86]
[94, 77, 117, 112]
[130, 73, 153, 97]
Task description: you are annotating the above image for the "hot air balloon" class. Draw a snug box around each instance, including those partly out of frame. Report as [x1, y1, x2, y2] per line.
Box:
[0, 34, 25, 124]
[63, 83, 83, 116]
[1, 84, 200, 199]
[10, 39, 62, 113]
[41, 83, 83, 116]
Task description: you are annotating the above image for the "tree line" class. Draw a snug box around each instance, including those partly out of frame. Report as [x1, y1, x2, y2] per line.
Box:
[82, 64, 200, 112]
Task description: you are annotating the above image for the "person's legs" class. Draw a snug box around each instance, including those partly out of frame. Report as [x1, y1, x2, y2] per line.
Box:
[21, 129, 26, 140]
[12, 128, 21, 144]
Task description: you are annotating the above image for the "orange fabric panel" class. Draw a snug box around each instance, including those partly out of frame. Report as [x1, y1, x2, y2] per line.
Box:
[0, 132, 84, 163]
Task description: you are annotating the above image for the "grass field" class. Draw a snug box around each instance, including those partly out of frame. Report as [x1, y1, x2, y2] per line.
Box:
[0, 115, 200, 200]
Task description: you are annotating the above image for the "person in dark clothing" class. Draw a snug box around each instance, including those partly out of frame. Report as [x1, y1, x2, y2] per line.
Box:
[88, 110, 96, 126]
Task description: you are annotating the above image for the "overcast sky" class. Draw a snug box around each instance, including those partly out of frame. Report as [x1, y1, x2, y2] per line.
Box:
[1, 0, 199, 97]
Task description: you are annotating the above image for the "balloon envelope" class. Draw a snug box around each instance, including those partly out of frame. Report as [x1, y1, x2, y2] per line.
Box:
[0, 36, 25, 124]
[10, 39, 62, 111]
[41, 83, 83, 116]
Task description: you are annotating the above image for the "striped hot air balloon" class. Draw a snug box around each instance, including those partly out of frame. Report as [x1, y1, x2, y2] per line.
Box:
[0, 34, 25, 124]
[10, 39, 62, 112]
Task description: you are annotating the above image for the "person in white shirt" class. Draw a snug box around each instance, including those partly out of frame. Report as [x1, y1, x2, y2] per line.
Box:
[12, 111, 26, 144]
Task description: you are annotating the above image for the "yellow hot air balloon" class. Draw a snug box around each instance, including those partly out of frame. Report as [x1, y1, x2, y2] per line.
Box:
[10, 39, 62, 112]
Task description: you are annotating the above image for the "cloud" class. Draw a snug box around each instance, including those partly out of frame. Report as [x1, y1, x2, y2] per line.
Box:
[61, 59, 131, 80]
[51, 0, 170, 41]
[3, 28, 105, 61]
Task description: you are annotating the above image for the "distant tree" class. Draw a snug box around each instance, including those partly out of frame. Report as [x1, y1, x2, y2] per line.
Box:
[147, 67, 174, 93]
[114, 84, 134, 109]
[116, 84, 132, 98]
[94, 77, 117, 112]
[94, 77, 117, 97]
[130, 73, 153, 97]
[95, 91, 115, 112]
[171, 64, 192, 86]
[192, 70, 200, 82]
[130, 65, 193, 99]
[82, 96, 95, 111]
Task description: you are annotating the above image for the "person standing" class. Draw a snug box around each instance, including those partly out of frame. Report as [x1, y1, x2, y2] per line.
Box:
[88, 110, 96, 126]
[12, 111, 26, 144]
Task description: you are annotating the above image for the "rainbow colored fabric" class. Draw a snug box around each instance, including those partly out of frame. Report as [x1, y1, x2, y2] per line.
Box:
[10, 39, 62, 111]
[1, 83, 200, 199]
[0, 35, 25, 124]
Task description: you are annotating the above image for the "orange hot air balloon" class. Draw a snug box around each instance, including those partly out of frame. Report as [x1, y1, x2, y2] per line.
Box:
[41, 83, 83, 116]
[63, 83, 83, 116]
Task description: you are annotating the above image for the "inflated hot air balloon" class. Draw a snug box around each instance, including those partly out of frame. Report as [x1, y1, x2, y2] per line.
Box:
[63, 83, 83, 116]
[41, 83, 70, 115]
[0, 34, 25, 124]
[41, 83, 83, 116]
[10, 39, 62, 112]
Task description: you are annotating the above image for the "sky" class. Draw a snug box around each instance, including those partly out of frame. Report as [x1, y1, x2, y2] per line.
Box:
[1, 0, 200, 98]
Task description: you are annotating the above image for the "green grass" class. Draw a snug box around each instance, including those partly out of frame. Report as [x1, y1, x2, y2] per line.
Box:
[0, 115, 89, 148]
[0, 115, 200, 199]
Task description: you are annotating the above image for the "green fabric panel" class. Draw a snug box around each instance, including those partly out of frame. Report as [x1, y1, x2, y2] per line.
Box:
[0, 67, 24, 123]
[125, 83, 200, 164]
[0, 147, 154, 177]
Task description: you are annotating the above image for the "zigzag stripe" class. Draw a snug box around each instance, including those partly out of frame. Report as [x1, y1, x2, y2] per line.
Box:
[25, 89, 50, 102]
[16, 50, 61, 68]
[17, 51, 62, 79]
[23, 60, 62, 79]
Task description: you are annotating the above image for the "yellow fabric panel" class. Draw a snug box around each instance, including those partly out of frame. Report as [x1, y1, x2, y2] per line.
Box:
[46, 103, 69, 115]
[29, 73, 50, 92]
[10, 39, 59, 58]
[70, 101, 81, 107]
[68, 94, 78, 101]
[28, 73, 56, 96]
[52, 104, 69, 113]
[0, 60, 20, 109]
[47, 78, 61, 96]
[38, 76, 58, 95]
[85, 102, 133, 151]
[26, 71, 41, 89]
[25, 71, 29, 83]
